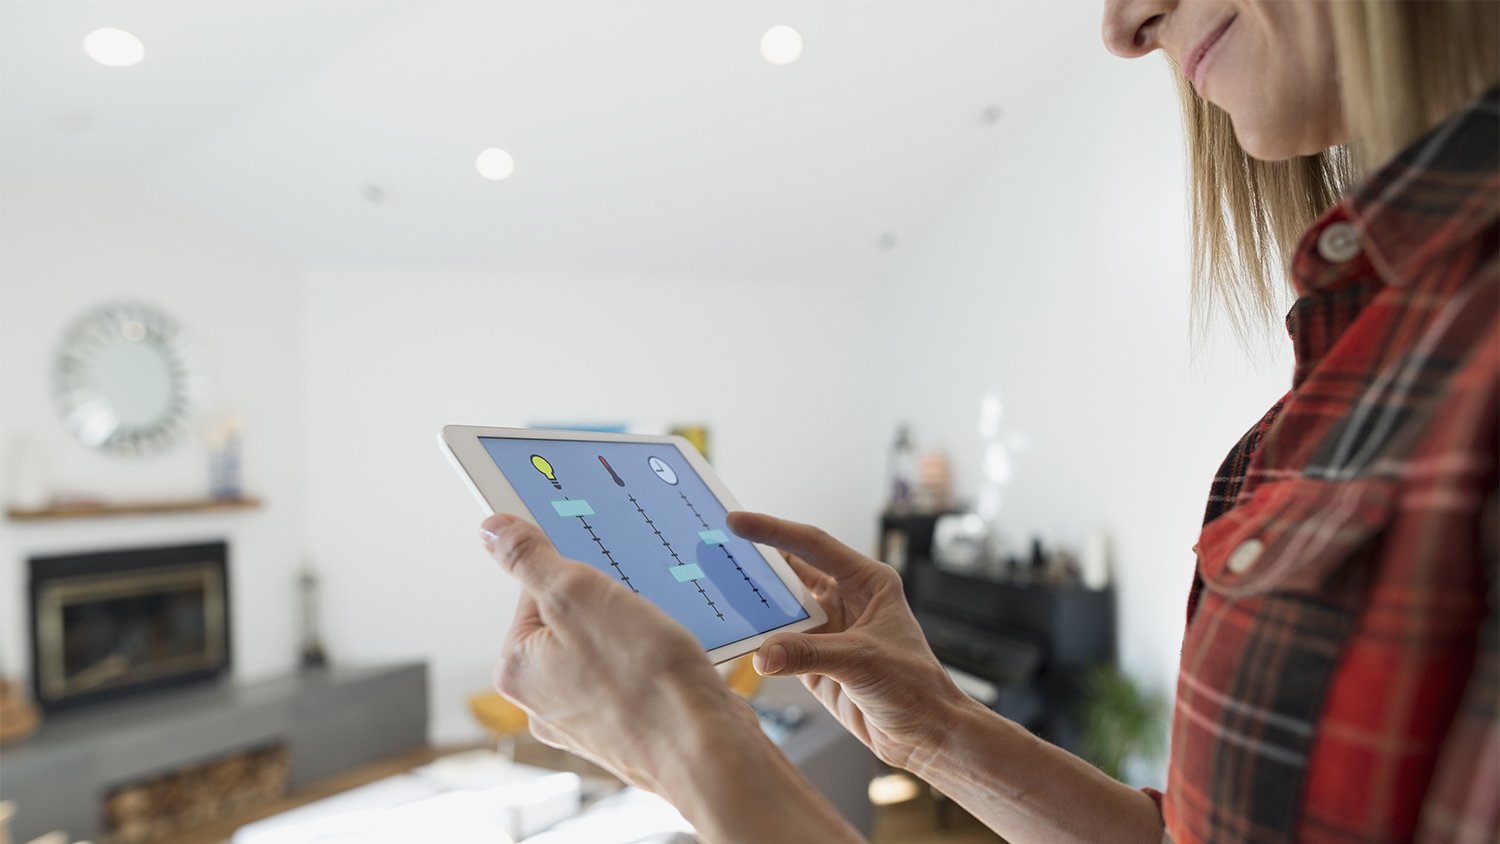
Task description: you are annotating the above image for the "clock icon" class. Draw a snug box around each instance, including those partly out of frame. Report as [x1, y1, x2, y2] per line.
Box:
[647, 456, 679, 485]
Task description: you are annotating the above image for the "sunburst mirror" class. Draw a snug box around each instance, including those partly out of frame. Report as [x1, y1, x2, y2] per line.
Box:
[54, 303, 199, 457]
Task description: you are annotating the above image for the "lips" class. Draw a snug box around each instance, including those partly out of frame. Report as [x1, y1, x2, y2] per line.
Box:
[1184, 15, 1236, 94]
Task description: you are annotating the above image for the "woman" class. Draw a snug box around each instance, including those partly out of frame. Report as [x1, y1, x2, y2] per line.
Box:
[478, 1, 1498, 841]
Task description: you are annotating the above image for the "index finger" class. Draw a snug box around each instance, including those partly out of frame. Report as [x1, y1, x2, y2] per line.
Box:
[726, 511, 872, 581]
[784, 553, 834, 593]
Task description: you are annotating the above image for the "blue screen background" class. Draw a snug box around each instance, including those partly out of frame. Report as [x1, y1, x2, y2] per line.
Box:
[480, 437, 808, 650]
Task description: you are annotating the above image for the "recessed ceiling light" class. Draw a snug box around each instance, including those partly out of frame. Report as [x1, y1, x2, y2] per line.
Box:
[760, 25, 803, 65]
[83, 28, 145, 67]
[475, 147, 515, 181]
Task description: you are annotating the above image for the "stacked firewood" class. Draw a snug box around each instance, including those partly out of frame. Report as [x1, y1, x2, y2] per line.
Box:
[0, 679, 39, 745]
[102, 745, 289, 844]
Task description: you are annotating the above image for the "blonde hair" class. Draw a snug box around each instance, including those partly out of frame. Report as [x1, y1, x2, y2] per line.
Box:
[1178, 0, 1500, 341]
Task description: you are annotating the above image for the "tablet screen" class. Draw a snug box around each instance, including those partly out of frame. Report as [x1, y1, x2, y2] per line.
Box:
[480, 437, 810, 650]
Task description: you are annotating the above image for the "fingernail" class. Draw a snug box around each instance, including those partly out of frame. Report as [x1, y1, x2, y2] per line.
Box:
[479, 514, 517, 548]
[758, 643, 786, 675]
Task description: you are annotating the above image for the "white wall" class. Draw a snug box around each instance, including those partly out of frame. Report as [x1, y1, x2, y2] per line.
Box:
[878, 4, 1293, 744]
[300, 269, 885, 742]
[0, 183, 307, 685]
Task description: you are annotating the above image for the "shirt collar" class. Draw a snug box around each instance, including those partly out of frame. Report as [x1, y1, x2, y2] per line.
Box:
[1290, 84, 1500, 298]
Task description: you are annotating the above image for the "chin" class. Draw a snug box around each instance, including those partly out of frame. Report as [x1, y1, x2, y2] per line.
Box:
[1224, 95, 1344, 161]
[1229, 116, 1321, 162]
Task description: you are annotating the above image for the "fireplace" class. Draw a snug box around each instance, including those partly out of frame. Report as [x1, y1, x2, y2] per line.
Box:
[29, 541, 231, 712]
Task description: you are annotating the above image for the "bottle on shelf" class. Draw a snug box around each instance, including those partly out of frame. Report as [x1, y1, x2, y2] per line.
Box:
[886, 425, 917, 514]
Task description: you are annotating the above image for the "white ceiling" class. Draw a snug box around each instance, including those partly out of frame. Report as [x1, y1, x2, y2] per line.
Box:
[1, 1, 1101, 280]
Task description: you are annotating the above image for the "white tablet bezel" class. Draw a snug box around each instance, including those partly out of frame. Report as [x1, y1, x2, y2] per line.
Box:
[439, 424, 827, 664]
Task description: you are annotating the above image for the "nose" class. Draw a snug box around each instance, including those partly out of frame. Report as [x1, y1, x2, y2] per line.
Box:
[1102, 0, 1175, 58]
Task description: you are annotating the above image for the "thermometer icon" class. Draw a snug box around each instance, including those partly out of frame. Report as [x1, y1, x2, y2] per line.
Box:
[598, 456, 626, 487]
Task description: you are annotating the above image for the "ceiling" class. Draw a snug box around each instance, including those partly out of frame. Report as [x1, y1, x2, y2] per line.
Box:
[1, 1, 1101, 280]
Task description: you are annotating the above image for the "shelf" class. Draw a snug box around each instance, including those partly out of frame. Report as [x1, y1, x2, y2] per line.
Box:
[5, 497, 263, 521]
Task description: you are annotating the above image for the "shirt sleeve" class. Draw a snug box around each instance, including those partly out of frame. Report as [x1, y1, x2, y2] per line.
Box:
[1140, 788, 1173, 843]
[1415, 487, 1499, 844]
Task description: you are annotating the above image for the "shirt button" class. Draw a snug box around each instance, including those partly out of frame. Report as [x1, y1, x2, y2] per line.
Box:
[1226, 539, 1264, 574]
[1317, 221, 1361, 263]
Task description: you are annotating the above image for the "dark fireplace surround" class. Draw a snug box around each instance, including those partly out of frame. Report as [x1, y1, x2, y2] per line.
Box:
[29, 541, 232, 712]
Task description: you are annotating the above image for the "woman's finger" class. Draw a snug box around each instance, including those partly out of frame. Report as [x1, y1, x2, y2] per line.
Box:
[784, 553, 834, 592]
[728, 511, 872, 581]
[752, 630, 875, 681]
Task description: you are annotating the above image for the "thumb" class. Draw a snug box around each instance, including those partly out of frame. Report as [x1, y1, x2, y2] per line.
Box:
[753, 632, 869, 679]
[480, 513, 568, 593]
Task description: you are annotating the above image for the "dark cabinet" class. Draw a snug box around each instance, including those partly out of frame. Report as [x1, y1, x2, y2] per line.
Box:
[879, 512, 1114, 752]
[914, 566, 1113, 750]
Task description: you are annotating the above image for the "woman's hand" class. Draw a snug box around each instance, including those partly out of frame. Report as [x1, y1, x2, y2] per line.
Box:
[479, 513, 867, 844]
[479, 513, 753, 791]
[726, 511, 971, 771]
[730, 512, 1166, 844]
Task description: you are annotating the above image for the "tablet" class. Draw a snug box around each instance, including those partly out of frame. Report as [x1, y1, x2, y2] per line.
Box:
[440, 425, 826, 664]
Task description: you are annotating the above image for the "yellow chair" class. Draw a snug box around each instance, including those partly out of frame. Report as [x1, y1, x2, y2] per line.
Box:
[469, 692, 529, 759]
[722, 655, 764, 699]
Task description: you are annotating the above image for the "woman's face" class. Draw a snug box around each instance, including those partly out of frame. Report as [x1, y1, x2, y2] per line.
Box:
[1102, 0, 1345, 160]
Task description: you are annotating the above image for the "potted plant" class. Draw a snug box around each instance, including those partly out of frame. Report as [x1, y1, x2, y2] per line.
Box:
[1078, 665, 1168, 782]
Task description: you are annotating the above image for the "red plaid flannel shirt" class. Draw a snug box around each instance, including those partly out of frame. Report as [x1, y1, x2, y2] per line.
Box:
[1156, 86, 1499, 843]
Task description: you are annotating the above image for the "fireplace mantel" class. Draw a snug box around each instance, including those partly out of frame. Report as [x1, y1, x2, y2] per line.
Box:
[6, 496, 262, 521]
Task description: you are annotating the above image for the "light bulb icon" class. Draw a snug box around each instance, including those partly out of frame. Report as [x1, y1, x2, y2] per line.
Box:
[531, 454, 561, 489]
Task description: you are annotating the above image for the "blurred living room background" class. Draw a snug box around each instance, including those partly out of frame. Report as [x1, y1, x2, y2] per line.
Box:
[0, 1, 1294, 842]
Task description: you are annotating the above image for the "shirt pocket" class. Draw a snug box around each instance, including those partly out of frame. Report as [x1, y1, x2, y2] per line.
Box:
[1196, 476, 1398, 600]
